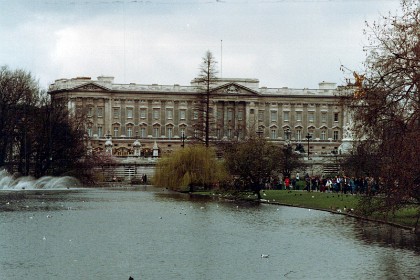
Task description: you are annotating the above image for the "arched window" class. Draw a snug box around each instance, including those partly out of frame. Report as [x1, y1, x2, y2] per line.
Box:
[321, 130, 327, 141]
[153, 125, 160, 138]
[113, 125, 120, 137]
[139, 124, 147, 138]
[271, 128, 277, 139]
[296, 129, 302, 142]
[166, 125, 173, 139]
[127, 126, 133, 138]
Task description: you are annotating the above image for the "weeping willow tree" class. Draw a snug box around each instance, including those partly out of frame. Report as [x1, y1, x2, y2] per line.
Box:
[153, 146, 228, 191]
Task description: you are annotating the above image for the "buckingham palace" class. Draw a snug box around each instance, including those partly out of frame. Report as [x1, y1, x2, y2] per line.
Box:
[48, 76, 348, 161]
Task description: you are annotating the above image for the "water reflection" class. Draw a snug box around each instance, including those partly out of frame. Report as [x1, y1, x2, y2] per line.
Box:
[353, 220, 420, 253]
[0, 188, 419, 280]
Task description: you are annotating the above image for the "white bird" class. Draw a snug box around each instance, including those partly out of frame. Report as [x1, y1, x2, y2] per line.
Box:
[261, 254, 269, 258]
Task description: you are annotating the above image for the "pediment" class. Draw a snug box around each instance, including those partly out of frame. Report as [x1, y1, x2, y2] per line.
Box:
[74, 83, 110, 92]
[211, 82, 259, 96]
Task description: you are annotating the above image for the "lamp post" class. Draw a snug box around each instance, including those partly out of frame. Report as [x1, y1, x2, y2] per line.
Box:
[181, 131, 186, 148]
[305, 133, 312, 160]
[284, 128, 291, 178]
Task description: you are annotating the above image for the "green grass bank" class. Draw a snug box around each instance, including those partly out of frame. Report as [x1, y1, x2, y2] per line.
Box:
[262, 190, 418, 231]
[197, 190, 419, 231]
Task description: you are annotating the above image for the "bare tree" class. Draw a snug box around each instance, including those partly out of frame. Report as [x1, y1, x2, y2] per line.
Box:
[341, 0, 420, 230]
[191, 51, 218, 147]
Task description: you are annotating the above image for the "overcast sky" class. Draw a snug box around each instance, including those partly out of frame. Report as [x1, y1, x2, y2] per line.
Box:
[0, 0, 401, 89]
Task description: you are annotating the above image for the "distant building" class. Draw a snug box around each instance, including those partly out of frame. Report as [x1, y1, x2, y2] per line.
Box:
[48, 76, 345, 159]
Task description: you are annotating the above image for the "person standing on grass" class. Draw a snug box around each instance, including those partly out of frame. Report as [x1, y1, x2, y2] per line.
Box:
[284, 177, 290, 190]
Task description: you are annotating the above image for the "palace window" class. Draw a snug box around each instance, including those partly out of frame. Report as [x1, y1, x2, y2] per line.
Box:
[270, 111, 277, 122]
[258, 110, 264, 121]
[180, 127, 186, 137]
[127, 127, 133, 138]
[321, 113, 327, 123]
[334, 112, 339, 122]
[193, 111, 199, 120]
[127, 108, 133, 119]
[87, 107, 93, 117]
[97, 107, 103, 118]
[308, 112, 315, 122]
[238, 110, 243, 121]
[283, 111, 289, 122]
[113, 127, 119, 137]
[296, 111, 302, 122]
[153, 127, 160, 138]
[97, 126, 103, 138]
[113, 108, 120, 119]
[167, 127, 173, 139]
[166, 109, 173, 120]
[140, 127, 146, 138]
[227, 109, 233, 121]
[296, 129, 302, 142]
[179, 110, 186, 120]
[333, 130, 339, 140]
[271, 129, 277, 139]
[140, 108, 147, 119]
[153, 109, 160, 120]
[321, 130, 327, 140]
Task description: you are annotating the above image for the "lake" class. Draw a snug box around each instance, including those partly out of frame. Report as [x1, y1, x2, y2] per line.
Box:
[0, 187, 419, 279]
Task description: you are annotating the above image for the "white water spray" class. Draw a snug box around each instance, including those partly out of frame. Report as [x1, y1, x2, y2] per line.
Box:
[0, 170, 81, 190]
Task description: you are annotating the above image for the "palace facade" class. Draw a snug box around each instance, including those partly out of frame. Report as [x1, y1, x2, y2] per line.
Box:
[48, 76, 346, 158]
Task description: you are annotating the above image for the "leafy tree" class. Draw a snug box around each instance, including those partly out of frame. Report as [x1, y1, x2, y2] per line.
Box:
[191, 51, 218, 147]
[295, 143, 305, 153]
[153, 145, 227, 191]
[282, 144, 305, 178]
[45, 98, 88, 177]
[0, 66, 41, 171]
[341, 0, 420, 230]
[223, 137, 283, 199]
[0, 66, 90, 181]
[340, 140, 381, 179]
[82, 151, 118, 183]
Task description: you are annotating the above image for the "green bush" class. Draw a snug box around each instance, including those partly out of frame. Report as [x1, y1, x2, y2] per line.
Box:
[154, 145, 228, 191]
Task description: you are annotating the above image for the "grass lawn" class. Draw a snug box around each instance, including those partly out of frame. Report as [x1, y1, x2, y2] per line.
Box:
[261, 190, 358, 212]
[194, 189, 419, 230]
[247, 190, 418, 229]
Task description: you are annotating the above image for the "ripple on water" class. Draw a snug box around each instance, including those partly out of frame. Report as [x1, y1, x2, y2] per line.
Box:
[0, 189, 419, 280]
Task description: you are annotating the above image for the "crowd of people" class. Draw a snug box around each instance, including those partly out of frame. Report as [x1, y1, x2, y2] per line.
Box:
[272, 174, 379, 195]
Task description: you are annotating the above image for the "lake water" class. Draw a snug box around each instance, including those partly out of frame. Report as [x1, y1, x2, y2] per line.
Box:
[0, 187, 419, 280]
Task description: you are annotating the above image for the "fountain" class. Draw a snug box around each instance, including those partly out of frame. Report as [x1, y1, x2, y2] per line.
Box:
[0, 170, 81, 190]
